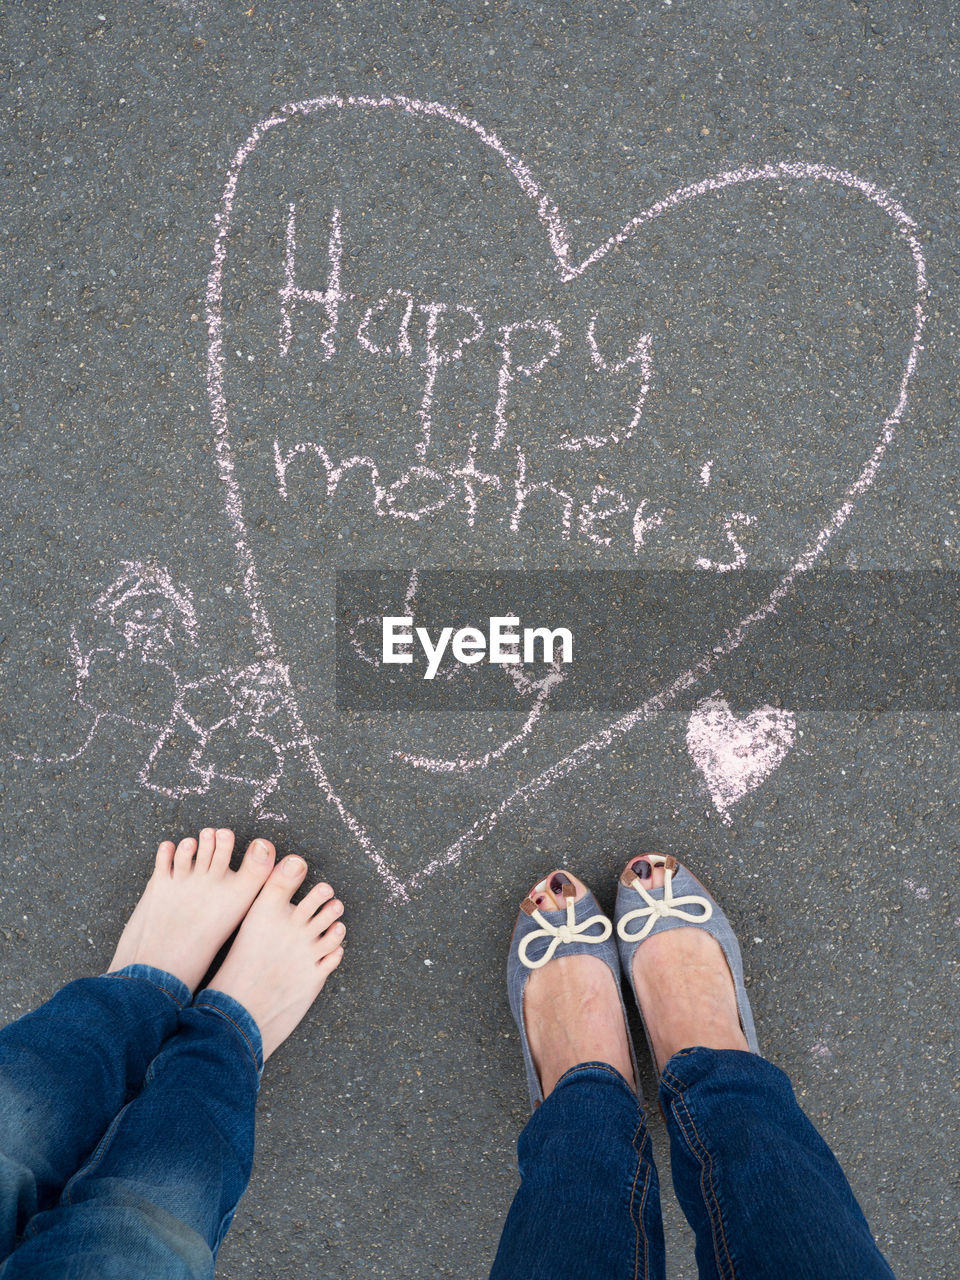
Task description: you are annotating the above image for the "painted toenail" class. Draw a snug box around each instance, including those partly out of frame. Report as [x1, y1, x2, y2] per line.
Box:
[251, 840, 271, 862]
[549, 873, 571, 895]
[632, 858, 652, 880]
[282, 856, 306, 878]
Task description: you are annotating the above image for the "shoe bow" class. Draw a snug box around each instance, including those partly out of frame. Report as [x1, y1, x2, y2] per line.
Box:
[519, 893, 612, 969]
[617, 862, 713, 943]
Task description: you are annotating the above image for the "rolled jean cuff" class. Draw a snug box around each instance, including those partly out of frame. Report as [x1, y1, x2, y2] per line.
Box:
[552, 1060, 636, 1102]
[658, 1044, 778, 1094]
[192, 988, 264, 1078]
[101, 963, 193, 1010]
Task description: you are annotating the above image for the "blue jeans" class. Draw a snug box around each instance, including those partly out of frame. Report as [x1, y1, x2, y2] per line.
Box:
[490, 1053, 897, 1280]
[0, 964, 262, 1278]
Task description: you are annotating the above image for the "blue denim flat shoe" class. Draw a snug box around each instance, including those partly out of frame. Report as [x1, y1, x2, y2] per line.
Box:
[507, 872, 641, 1111]
[615, 853, 760, 1070]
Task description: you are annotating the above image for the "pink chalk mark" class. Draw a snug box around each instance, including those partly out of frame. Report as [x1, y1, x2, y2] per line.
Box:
[686, 695, 797, 822]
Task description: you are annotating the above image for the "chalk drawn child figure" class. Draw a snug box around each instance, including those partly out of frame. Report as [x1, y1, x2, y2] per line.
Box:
[76, 563, 198, 724]
[146, 660, 311, 821]
[15, 562, 198, 767]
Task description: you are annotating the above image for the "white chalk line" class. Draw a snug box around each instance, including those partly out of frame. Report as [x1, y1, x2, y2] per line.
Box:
[205, 93, 927, 898]
[390, 663, 567, 774]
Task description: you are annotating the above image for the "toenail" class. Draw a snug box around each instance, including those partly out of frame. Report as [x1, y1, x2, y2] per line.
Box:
[282, 855, 306, 878]
[632, 858, 652, 880]
[549, 872, 571, 895]
[251, 840, 271, 862]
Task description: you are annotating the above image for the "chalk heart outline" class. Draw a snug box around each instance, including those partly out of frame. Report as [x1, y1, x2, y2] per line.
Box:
[206, 94, 927, 901]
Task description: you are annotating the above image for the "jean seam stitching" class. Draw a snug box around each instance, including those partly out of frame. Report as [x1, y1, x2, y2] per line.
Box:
[61, 1101, 132, 1207]
[108, 970, 188, 1011]
[630, 1119, 651, 1280]
[665, 1083, 737, 1280]
[192, 998, 260, 1073]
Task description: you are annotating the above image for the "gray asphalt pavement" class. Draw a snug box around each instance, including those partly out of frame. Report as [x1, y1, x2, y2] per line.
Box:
[2, 3, 959, 1277]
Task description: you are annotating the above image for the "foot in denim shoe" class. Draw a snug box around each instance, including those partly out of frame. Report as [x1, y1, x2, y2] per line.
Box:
[522, 870, 636, 1097]
[109, 829, 276, 992]
[625, 856, 748, 1074]
[205, 856, 345, 1060]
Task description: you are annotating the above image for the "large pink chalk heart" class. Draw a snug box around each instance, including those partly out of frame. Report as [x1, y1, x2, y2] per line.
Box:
[205, 95, 927, 899]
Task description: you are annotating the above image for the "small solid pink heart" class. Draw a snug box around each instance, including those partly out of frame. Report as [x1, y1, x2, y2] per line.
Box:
[686, 695, 797, 823]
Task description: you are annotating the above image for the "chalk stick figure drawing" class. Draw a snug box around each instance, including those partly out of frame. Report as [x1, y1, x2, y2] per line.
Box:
[140, 659, 315, 823]
[13, 96, 928, 899]
[14, 562, 198, 766]
[14, 565, 309, 824]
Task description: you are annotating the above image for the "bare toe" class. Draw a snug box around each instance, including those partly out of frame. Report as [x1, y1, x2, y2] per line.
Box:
[237, 837, 275, 883]
[205, 862, 346, 1060]
[308, 896, 344, 939]
[210, 827, 236, 873]
[108, 830, 285, 994]
[260, 854, 308, 899]
[172, 837, 198, 879]
[195, 828, 216, 873]
[154, 840, 176, 876]
[316, 939, 345, 973]
[295, 881, 335, 919]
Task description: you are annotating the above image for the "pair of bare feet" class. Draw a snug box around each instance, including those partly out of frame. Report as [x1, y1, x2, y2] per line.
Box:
[522, 858, 749, 1096]
[108, 830, 344, 1060]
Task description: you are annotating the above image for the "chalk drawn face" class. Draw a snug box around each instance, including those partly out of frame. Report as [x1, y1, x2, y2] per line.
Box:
[110, 598, 176, 656]
[94, 566, 198, 660]
[207, 97, 925, 895]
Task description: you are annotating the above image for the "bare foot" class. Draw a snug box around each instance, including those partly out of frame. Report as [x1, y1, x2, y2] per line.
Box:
[626, 856, 749, 1074]
[521, 870, 635, 1098]
[109, 829, 277, 992]
[204, 855, 344, 1060]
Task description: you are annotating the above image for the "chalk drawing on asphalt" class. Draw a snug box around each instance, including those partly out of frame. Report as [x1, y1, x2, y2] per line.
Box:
[685, 694, 797, 824]
[12, 96, 928, 898]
